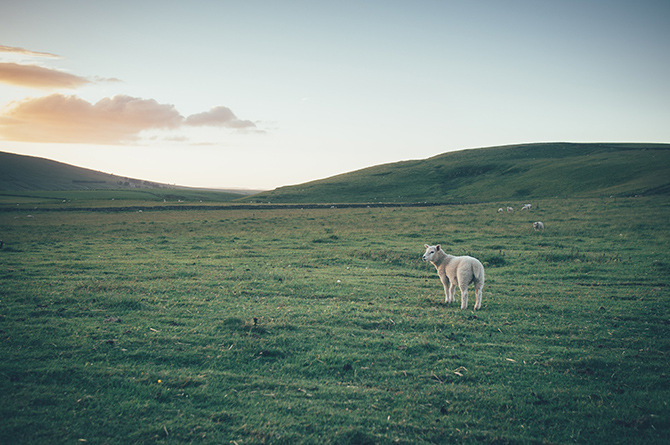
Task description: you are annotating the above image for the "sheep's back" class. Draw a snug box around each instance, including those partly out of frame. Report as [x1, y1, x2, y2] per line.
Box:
[444, 255, 483, 283]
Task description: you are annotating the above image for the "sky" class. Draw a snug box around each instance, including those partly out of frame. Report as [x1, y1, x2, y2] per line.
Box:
[1, 0, 668, 190]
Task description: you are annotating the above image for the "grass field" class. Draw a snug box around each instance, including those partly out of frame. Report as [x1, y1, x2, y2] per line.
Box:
[1, 196, 668, 443]
[0, 188, 251, 209]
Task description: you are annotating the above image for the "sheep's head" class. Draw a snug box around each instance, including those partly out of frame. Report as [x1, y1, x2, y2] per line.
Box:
[423, 244, 441, 262]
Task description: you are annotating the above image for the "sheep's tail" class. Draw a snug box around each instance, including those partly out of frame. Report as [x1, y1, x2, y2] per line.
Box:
[473, 260, 485, 285]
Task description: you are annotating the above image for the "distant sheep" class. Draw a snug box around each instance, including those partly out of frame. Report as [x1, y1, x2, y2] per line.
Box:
[533, 221, 545, 231]
[521, 203, 532, 210]
[498, 208, 504, 213]
[423, 244, 485, 310]
[507, 207, 514, 212]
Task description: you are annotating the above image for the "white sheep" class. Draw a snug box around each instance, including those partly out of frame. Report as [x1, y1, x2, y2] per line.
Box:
[507, 207, 514, 212]
[533, 221, 545, 231]
[521, 203, 532, 210]
[498, 208, 504, 213]
[423, 244, 485, 310]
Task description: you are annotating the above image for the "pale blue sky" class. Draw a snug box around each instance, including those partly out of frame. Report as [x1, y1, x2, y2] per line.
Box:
[1, 0, 668, 189]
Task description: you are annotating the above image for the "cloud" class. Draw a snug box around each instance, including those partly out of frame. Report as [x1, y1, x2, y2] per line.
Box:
[0, 44, 122, 89]
[185, 106, 257, 129]
[0, 62, 92, 89]
[0, 94, 184, 144]
[93, 75, 124, 83]
[0, 94, 258, 144]
[0, 44, 60, 58]
[0, 45, 259, 143]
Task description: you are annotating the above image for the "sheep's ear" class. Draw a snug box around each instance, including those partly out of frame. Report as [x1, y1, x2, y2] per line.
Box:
[424, 244, 430, 248]
[436, 245, 441, 251]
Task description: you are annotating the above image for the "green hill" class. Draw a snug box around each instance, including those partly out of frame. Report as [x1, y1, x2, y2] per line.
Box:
[249, 143, 670, 203]
[0, 151, 259, 205]
[0, 150, 262, 196]
[0, 151, 177, 191]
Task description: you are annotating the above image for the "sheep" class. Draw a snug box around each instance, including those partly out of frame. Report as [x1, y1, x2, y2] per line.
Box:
[498, 208, 504, 213]
[507, 207, 514, 212]
[521, 204, 532, 210]
[533, 221, 545, 231]
[423, 244, 485, 310]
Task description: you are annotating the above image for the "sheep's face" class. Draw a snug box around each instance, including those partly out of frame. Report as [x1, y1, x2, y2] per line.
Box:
[423, 244, 441, 262]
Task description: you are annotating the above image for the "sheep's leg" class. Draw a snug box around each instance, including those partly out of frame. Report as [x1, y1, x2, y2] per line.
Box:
[460, 286, 468, 310]
[474, 284, 483, 310]
[448, 282, 456, 303]
[439, 274, 451, 302]
[438, 272, 452, 303]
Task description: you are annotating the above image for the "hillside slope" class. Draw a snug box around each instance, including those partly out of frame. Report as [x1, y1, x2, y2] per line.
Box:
[249, 143, 670, 203]
[0, 151, 261, 199]
[0, 151, 172, 191]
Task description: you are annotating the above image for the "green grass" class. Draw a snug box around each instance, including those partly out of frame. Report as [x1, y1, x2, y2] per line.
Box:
[249, 143, 670, 203]
[0, 188, 252, 209]
[1, 197, 669, 443]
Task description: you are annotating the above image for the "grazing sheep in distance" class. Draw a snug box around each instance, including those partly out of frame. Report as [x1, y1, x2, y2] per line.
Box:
[522, 203, 532, 210]
[507, 207, 514, 212]
[423, 244, 485, 310]
[533, 221, 545, 231]
[498, 208, 504, 213]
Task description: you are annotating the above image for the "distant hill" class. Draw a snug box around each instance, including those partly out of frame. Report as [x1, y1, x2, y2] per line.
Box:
[248, 143, 670, 203]
[0, 151, 175, 191]
[0, 151, 259, 197]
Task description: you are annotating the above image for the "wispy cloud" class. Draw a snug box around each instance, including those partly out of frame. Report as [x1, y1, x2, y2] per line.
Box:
[185, 106, 256, 129]
[0, 94, 257, 144]
[0, 45, 260, 143]
[0, 62, 92, 89]
[0, 44, 60, 58]
[93, 75, 124, 83]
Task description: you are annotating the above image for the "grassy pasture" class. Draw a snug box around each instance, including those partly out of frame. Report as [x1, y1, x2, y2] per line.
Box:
[0, 188, 249, 209]
[0, 197, 668, 444]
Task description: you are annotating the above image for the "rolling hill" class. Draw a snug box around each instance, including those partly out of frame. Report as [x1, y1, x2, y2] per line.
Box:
[0, 151, 260, 200]
[249, 143, 670, 203]
[0, 151, 171, 191]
